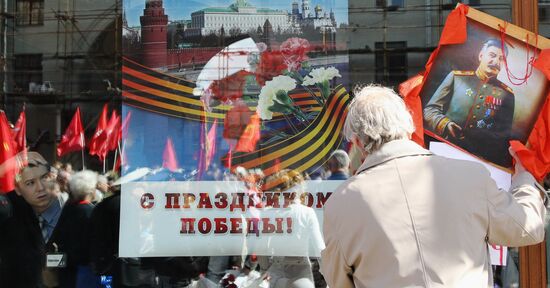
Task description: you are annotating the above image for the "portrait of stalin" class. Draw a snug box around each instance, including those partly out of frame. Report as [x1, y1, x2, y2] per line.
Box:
[423, 39, 514, 167]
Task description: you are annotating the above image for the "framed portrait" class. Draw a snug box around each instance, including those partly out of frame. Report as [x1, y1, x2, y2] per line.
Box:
[419, 5, 550, 170]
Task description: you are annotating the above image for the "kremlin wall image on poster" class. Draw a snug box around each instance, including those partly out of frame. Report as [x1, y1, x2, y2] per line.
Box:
[123, 0, 349, 84]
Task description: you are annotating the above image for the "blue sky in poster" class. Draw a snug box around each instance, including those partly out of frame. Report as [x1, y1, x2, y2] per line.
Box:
[124, 0, 348, 27]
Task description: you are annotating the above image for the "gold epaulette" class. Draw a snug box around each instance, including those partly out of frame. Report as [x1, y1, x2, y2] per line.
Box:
[452, 70, 475, 76]
[499, 82, 514, 94]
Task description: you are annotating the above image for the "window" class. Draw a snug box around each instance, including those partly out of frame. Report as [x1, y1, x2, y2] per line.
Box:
[16, 0, 44, 26]
[541, 0, 550, 22]
[376, 0, 404, 9]
[14, 54, 42, 92]
[445, 0, 480, 8]
[375, 41, 407, 86]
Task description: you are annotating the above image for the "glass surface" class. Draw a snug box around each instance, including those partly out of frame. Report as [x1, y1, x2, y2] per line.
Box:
[1, 0, 526, 287]
[120, 0, 515, 287]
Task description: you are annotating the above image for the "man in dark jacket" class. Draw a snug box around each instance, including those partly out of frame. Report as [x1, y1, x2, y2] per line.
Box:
[0, 152, 65, 288]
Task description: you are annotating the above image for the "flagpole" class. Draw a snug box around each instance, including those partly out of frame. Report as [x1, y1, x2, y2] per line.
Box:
[103, 159, 106, 174]
[112, 147, 118, 172]
[118, 141, 124, 165]
[80, 133, 86, 170]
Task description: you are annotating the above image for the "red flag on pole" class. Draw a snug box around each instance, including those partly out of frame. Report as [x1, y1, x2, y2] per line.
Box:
[120, 111, 132, 143]
[107, 112, 121, 152]
[89, 104, 108, 157]
[57, 107, 84, 157]
[0, 111, 17, 193]
[95, 110, 119, 161]
[118, 111, 132, 168]
[12, 107, 26, 153]
[162, 137, 179, 172]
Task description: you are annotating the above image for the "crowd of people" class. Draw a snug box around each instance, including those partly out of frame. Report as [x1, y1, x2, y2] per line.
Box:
[0, 148, 349, 288]
[0, 84, 547, 288]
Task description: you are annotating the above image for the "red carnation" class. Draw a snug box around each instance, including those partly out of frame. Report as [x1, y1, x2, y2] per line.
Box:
[280, 37, 310, 71]
[256, 51, 288, 86]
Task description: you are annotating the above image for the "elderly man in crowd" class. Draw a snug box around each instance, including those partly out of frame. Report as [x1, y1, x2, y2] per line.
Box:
[325, 149, 350, 180]
[53, 170, 99, 288]
[321, 85, 546, 287]
[0, 151, 66, 287]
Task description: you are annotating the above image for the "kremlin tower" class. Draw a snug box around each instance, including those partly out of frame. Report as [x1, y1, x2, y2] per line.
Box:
[140, 0, 168, 69]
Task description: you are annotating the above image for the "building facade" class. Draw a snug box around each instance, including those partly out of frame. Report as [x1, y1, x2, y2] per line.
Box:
[1, 0, 120, 163]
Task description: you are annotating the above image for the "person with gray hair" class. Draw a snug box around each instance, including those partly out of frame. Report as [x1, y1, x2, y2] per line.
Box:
[321, 84, 546, 287]
[53, 169, 99, 288]
[68, 170, 98, 202]
[325, 150, 350, 180]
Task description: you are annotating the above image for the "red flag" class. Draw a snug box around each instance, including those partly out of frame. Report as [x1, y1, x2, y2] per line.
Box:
[197, 120, 217, 178]
[12, 107, 26, 153]
[234, 113, 260, 152]
[205, 119, 217, 169]
[119, 111, 132, 169]
[95, 110, 119, 161]
[57, 107, 85, 157]
[162, 137, 179, 172]
[120, 111, 132, 143]
[89, 104, 108, 157]
[108, 112, 121, 152]
[0, 112, 16, 193]
[224, 148, 232, 169]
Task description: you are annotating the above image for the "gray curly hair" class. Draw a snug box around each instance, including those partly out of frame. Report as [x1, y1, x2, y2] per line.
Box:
[343, 84, 414, 154]
[69, 170, 98, 201]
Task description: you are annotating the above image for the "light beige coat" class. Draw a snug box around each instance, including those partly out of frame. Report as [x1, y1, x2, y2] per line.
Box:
[321, 139, 546, 288]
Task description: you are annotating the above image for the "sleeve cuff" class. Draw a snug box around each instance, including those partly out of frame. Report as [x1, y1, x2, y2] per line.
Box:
[511, 171, 547, 203]
[435, 117, 451, 135]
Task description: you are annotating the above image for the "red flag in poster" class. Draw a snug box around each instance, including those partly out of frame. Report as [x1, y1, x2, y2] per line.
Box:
[204, 120, 217, 169]
[234, 113, 261, 153]
[222, 148, 232, 169]
[89, 104, 108, 157]
[162, 137, 179, 172]
[12, 107, 26, 153]
[0, 112, 16, 193]
[57, 107, 85, 157]
[198, 120, 217, 178]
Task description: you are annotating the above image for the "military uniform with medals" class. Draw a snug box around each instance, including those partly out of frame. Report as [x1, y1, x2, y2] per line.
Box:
[424, 70, 515, 167]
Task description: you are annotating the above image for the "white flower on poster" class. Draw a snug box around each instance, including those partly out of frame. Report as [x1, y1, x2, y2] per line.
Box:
[302, 67, 341, 86]
[257, 75, 297, 120]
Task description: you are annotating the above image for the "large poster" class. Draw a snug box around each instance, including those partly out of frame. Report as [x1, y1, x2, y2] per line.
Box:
[121, 0, 350, 257]
[419, 7, 549, 170]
